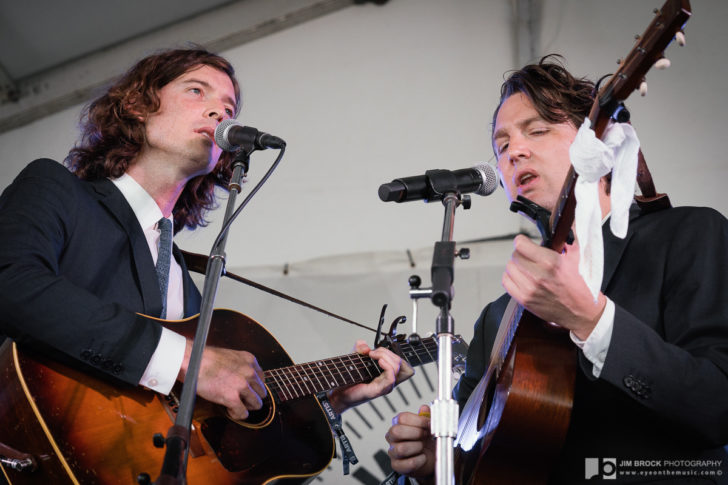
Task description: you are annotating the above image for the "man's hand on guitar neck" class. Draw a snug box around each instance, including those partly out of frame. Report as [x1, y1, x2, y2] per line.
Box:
[503, 235, 607, 340]
[385, 404, 435, 484]
[177, 340, 267, 420]
[327, 340, 414, 414]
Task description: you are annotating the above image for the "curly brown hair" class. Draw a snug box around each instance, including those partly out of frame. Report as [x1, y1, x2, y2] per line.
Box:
[65, 47, 241, 233]
[492, 54, 595, 139]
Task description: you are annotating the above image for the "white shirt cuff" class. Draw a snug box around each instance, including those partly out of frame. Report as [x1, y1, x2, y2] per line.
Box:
[569, 297, 615, 378]
[139, 327, 186, 394]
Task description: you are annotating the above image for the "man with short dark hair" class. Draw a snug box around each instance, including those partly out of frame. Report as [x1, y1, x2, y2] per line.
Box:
[385, 56, 728, 484]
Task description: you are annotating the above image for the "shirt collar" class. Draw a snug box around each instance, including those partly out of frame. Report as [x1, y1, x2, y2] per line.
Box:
[110, 173, 166, 230]
[602, 211, 612, 225]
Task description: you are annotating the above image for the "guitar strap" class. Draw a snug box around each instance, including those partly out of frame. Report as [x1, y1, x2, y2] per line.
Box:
[318, 393, 359, 475]
[180, 250, 378, 333]
[634, 149, 672, 213]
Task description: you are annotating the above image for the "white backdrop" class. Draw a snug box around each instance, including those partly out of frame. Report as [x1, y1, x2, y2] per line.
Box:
[2, 0, 726, 269]
[1, 1, 727, 483]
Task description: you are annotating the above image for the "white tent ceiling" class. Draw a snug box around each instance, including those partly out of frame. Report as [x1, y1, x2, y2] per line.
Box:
[0, 0, 362, 133]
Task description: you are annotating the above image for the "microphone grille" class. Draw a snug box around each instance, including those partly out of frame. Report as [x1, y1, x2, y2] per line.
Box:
[473, 162, 499, 196]
[214, 118, 241, 152]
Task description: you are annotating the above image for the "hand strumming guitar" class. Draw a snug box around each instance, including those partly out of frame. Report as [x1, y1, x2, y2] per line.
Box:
[178, 339, 267, 421]
[502, 235, 606, 340]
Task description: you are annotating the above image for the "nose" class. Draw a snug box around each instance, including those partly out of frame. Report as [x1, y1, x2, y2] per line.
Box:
[206, 109, 222, 123]
[507, 136, 530, 165]
[206, 102, 225, 123]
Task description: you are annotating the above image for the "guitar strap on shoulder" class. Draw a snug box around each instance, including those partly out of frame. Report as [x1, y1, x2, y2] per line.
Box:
[318, 393, 359, 475]
[634, 149, 672, 213]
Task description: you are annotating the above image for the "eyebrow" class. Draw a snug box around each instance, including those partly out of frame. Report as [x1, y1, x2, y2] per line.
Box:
[492, 116, 544, 143]
[182, 78, 237, 111]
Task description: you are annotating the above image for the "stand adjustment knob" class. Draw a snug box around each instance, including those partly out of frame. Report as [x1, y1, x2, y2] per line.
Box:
[137, 472, 151, 485]
[152, 433, 165, 448]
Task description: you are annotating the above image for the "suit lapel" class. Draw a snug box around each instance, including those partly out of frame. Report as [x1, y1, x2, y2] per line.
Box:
[174, 244, 201, 317]
[601, 204, 641, 292]
[90, 178, 163, 316]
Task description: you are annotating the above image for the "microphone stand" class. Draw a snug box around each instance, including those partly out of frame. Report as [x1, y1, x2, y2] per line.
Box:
[430, 192, 469, 485]
[153, 146, 253, 485]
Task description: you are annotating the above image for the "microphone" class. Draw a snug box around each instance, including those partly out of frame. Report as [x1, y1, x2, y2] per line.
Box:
[214, 119, 286, 151]
[378, 163, 499, 203]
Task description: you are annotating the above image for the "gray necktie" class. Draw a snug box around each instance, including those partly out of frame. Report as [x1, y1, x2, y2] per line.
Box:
[156, 217, 173, 319]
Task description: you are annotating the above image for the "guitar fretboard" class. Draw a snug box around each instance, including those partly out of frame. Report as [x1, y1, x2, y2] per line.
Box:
[265, 338, 438, 402]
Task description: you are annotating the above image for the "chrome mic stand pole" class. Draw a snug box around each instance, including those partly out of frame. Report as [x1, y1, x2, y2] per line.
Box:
[430, 192, 469, 485]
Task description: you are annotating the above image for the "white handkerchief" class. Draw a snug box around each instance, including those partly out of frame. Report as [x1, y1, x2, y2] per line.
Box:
[569, 118, 639, 300]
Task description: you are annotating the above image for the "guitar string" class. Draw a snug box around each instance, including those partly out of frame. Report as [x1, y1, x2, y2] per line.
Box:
[264, 342, 439, 400]
[265, 346, 439, 399]
[264, 342, 439, 391]
[264, 342, 438, 379]
[264, 342, 439, 386]
[267, 357, 381, 399]
[265, 358, 378, 399]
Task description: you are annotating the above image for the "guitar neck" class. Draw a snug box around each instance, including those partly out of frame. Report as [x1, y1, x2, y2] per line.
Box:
[549, 0, 690, 251]
[265, 337, 438, 402]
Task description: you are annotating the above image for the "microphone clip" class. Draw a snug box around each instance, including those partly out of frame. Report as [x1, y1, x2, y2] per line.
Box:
[230, 146, 254, 175]
[424, 169, 463, 200]
[422, 170, 472, 209]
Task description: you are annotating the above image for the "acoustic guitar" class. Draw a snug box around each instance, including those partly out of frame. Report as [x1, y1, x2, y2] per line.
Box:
[453, 1, 691, 483]
[0, 309, 464, 484]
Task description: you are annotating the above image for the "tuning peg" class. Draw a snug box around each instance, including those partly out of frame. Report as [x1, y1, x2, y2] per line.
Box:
[639, 80, 648, 97]
[676, 31, 686, 46]
[654, 57, 671, 70]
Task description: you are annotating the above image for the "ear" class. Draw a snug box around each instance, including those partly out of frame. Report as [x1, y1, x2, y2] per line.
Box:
[599, 174, 612, 196]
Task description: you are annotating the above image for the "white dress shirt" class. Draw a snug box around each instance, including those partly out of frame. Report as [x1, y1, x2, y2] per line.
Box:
[111, 173, 186, 394]
[569, 213, 617, 378]
[570, 298, 615, 378]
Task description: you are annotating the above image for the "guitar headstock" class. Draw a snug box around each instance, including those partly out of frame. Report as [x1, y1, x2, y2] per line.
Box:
[451, 335, 469, 377]
[589, 0, 692, 133]
[387, 333, 469, 376]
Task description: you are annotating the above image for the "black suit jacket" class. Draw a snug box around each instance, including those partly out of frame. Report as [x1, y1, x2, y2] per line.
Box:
[454, 204, 728, 483]
[0, 159, 201, 385]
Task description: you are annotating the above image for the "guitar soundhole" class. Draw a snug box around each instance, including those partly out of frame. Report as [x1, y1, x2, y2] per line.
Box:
[236, 393, 275, 428]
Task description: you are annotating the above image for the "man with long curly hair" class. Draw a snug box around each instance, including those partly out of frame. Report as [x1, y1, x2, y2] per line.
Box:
[0, 48, 410, 425]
